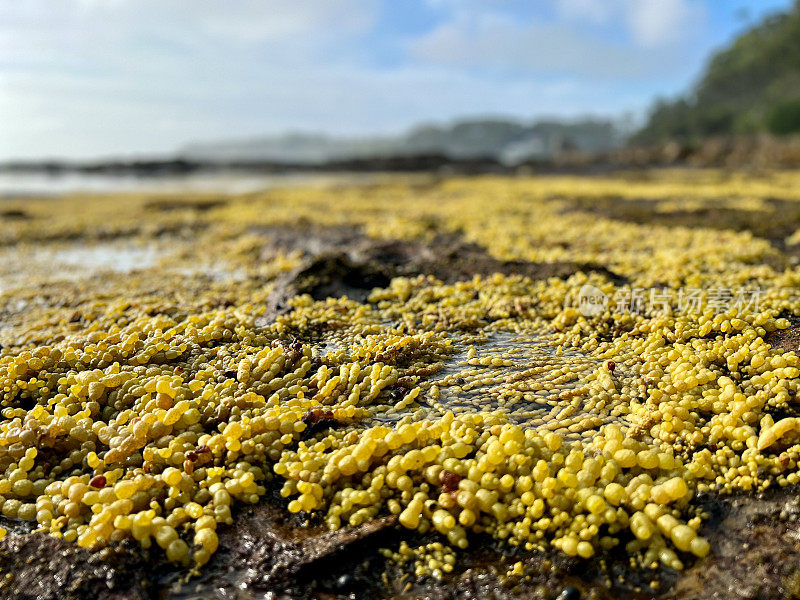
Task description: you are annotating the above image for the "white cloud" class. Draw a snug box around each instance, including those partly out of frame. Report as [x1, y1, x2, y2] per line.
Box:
[0, 0, 382, 158]
[185, 0, 376, 42]
[554, 0, 705, 47]
[0, 0, 708, 159]
[0, 0, 377, 68]
[410, 9, 693, 78]
[625, 0, 702, 47]
[554, 0, 614, 24]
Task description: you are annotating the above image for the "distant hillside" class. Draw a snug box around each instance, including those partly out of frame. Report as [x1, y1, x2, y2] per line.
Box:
[635, 1, 800, 144]
[181, 118, 622, 165]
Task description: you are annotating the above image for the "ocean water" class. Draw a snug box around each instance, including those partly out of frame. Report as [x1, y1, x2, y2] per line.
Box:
[0, 171, 377, 197]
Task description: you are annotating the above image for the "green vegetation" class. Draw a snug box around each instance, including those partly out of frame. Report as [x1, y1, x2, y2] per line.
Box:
[766, 98, 800, 134]
[635, 0, 800, 144]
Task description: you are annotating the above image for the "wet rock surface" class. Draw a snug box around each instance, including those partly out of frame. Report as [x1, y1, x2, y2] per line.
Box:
[666, 488, 800, 600]
[7, 483, 800, 600]
[165, 498, 400, 599]
[0, 534, 151, 600]
[765, 317, 800, 353]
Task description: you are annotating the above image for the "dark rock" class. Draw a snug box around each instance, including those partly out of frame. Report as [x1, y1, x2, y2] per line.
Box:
[144, 198, 227, 212]
[0, 209, 31, 220]
[0, 533, 150, 600]
[254, 225, 627, 328]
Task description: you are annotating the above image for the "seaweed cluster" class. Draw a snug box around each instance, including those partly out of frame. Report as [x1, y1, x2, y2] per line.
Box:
[1, 170, 800, 582]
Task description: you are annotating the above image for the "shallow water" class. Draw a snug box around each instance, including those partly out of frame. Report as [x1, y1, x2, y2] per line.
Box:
[48, 244, 162, 272]
[0, 242, 164, 294]
[426, 330, 632, 439]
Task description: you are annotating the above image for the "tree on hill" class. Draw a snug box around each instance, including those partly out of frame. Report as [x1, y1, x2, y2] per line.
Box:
[634, 0, 800, 144]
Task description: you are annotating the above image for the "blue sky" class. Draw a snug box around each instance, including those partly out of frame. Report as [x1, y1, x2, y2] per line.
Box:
[0, 0, 793, 159]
